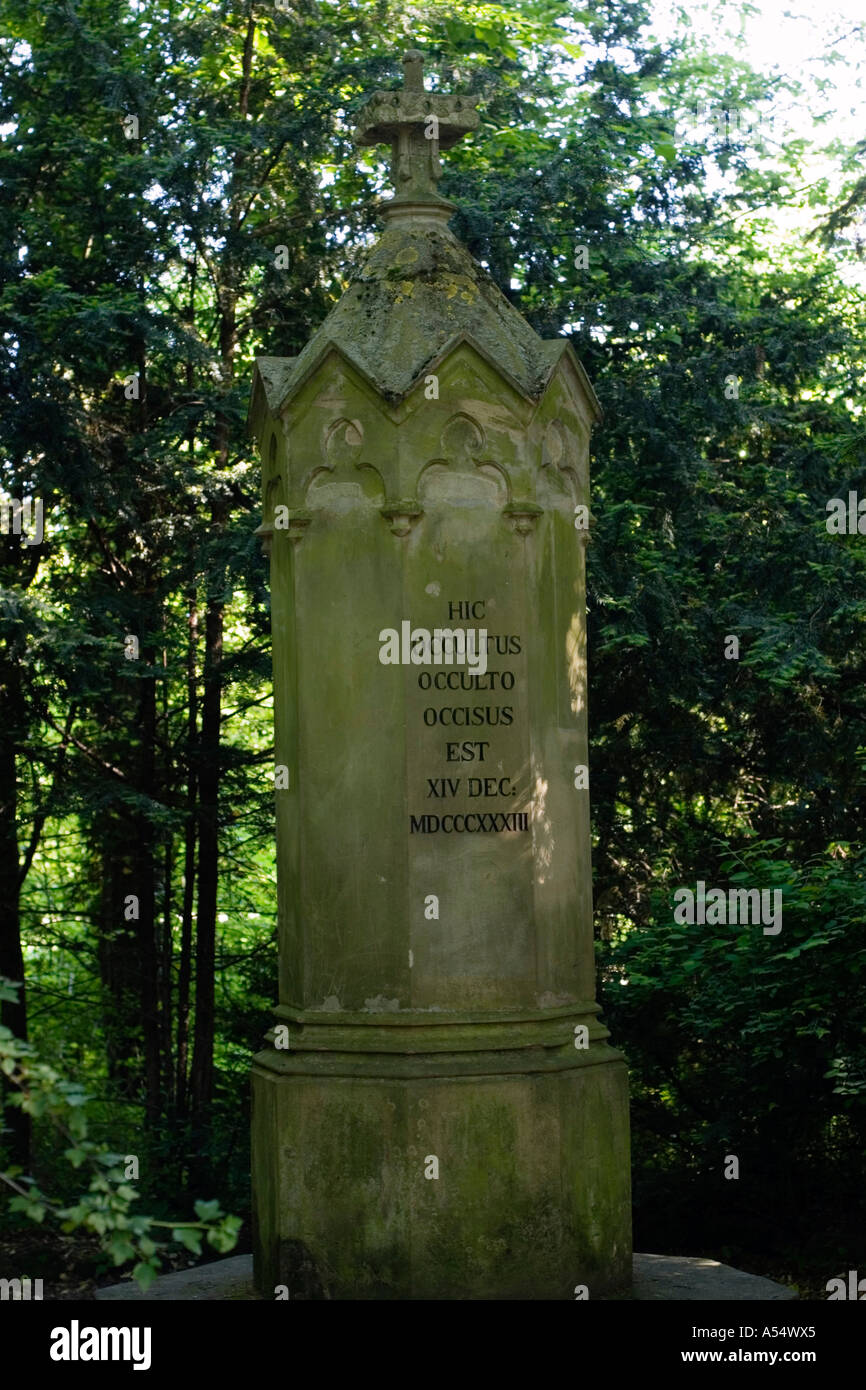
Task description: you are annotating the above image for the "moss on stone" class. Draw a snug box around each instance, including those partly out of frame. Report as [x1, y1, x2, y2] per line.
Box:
[279, 220, 561, 406]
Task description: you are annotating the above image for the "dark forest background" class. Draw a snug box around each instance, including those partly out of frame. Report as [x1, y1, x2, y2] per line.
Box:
[1, 0, 864, 1296]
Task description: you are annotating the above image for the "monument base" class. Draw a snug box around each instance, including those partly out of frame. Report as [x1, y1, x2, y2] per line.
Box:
[93, 1252, 799, 1300]
[251, 1038, 630, 1300]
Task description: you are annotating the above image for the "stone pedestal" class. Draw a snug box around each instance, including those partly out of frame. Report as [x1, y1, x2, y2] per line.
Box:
[253, 1032, 629, 1299]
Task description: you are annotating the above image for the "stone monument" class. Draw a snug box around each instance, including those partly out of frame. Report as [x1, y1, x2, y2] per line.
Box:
[248, 49, 631, 1300]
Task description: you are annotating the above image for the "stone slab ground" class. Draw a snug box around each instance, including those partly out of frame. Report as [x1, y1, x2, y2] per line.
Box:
[93, 1253, 797, 1301]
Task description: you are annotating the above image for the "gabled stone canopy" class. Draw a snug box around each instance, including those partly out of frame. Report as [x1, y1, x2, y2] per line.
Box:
[248, 47, 600, 428]
[266, 218, 600, 409]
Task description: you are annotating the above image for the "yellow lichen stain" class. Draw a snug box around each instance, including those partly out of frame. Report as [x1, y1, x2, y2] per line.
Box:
[443, 274, 477, 303]
[395, 245, 419, 266]
[400, 280, 414, 297]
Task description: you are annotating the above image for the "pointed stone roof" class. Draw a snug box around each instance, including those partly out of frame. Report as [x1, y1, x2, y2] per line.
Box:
[250, 50, 600, 421]
[288, 217, 584, 405]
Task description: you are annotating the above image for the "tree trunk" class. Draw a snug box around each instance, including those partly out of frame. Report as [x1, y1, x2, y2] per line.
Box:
[137, 639, 162, 1125]
[176, 592, 198, 1118]
[0, 660, 29, 1168]
[189, 595, 223, 1123]
[97, 844, 142, 1096]
[188, 0, 252, 1153]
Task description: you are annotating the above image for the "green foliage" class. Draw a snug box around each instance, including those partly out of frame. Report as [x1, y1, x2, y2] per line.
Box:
[600, 842, 866, 1267]
[1, 982, 241, 1289]
[605, 842, 866, 1102]
[1, 0, 864, 1288]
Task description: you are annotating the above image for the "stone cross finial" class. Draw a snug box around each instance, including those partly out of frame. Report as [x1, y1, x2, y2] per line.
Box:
[355, 50, 480, 206]
[402, 49, 425, 92]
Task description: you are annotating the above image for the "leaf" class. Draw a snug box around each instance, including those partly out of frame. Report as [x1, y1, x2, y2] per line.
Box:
[12, 1198, 47, 1223]
[207, 1214, 242, 1253]
[108, 1234, 136, 1264]
[132, 1262, 159, 1292]
[193, 1199, 221, 1222]
[172, 1227, 203, 1255]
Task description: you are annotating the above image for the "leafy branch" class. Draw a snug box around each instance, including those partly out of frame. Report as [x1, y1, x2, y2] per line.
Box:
[0, 979, 240, 1290]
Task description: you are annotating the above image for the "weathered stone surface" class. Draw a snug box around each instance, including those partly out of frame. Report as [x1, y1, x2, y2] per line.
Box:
[263, 218, 591, 408]
[253, 1059, 631, 1300]
[94, 1253, 797, 1301]
[247, 48, 630, 1301]
[95, 1256, 257, 1301]
[632, 1254, 798, 1301]
[355, 49, 481, 209]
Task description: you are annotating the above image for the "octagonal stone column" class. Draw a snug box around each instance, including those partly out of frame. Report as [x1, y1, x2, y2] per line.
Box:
[248, 49, 631, 1301]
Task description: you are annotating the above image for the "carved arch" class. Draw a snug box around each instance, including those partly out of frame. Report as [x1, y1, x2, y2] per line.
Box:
[303, 416, 385, 506]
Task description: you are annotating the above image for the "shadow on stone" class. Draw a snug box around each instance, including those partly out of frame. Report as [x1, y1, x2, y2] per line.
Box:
[94, 1252, 797, 1301]
[277, 1239, 329, 1300]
